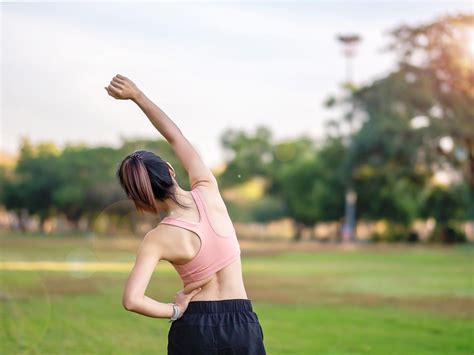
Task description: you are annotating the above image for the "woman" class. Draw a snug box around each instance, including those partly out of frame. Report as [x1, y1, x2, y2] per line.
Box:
[105, 74, 266, 355]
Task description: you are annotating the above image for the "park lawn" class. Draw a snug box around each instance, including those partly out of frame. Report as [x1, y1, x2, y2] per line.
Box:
[1, 236, 473, 354]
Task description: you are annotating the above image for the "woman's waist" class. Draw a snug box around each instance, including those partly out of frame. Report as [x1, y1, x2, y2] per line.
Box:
[182, 261, 244, 292]
[187, 281, 247, 300]
[185, 298, 253, 314]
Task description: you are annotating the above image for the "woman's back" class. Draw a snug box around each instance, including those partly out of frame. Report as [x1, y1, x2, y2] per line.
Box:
[156, 183, 249, 299]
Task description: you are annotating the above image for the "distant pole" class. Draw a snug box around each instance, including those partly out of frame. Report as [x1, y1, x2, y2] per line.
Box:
[337, 33, 361, 242]
[337, 34, 361, 85]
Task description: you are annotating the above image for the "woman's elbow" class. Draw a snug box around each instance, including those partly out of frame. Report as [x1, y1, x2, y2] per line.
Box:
[122, 295, 137, 311]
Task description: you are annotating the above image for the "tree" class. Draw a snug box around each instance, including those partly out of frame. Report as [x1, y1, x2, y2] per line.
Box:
[6, 139, 61, 231]
[387, 14, 474, 192]
[419, 183, 470, 243]
[219, 126, 274, 187]
[325, 13, 474, 230]
[269, 137, 346, 240]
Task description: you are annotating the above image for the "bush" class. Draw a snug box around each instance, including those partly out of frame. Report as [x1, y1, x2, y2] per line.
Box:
[406, 231, 419, 243]
[428, 224, 466, 244]
[368, 222, 419, 243]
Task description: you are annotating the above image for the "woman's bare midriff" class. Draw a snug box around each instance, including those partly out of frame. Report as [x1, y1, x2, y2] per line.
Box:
[181, 257, 249, 300]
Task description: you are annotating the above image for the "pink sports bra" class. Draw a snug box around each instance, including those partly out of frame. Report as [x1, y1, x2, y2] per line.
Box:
[159, 186, 241, 284]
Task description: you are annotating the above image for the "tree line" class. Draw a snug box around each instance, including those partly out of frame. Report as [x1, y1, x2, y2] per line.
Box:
[0, 13, 472, 242]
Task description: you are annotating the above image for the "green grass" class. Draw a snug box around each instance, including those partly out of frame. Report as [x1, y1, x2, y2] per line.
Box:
[1, 235, 473, 354]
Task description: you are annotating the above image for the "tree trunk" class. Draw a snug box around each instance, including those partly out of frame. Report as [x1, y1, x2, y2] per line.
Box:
[468, 138, 474, 192]
[71, 218, 80, 231]
[309, 226, 317, 241]
[292, 222, 305, 242]
[39, 216, 48, 234]
[16, 208, 28, 233]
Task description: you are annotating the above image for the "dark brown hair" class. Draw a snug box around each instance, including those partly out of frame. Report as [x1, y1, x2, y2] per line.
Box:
[116, 150, 189, 214]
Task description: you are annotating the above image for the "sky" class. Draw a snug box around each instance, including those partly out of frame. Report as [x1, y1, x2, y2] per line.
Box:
[1, 1, 472, 168]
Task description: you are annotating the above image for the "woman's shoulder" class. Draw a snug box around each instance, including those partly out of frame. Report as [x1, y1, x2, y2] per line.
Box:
[193, 180, 227, 212]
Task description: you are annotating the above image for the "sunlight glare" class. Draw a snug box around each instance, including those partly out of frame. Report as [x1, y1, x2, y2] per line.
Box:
[466, 27, 474, 57]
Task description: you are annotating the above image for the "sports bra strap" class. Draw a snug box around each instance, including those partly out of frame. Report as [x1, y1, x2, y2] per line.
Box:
[191, 188, 206, 217]
[159, 188, 205, 229]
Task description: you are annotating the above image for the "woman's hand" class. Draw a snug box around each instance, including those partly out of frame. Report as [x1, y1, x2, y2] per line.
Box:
[173, 287, 203, 319]
[105, 74, 141, 100]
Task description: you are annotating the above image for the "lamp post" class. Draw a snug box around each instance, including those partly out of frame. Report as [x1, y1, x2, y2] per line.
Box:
[337, 34, 361, 85]
[336, 33, 361, 242]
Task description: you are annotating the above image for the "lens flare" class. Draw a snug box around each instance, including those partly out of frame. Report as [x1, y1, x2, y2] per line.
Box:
[464, 27, 474, 57]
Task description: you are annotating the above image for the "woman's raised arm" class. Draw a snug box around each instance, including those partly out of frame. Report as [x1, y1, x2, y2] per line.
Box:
[105, 74, 217, 189]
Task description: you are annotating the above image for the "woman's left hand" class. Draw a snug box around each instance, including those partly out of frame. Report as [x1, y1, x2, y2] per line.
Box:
[173, 287, 203, 318]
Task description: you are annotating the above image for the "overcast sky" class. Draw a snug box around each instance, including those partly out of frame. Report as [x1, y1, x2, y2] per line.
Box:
[1, 1, 472, 168]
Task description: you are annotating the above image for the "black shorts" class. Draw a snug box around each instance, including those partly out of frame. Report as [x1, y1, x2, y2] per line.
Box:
[167, 298, 266, 355]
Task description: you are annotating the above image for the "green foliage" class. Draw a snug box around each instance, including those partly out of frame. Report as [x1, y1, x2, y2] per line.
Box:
[219, 125, 274, 187]
[428, 224, 467, 244]
[419, 183, 470, 223]
[418, 183, 470, 244]
[325, 13, 473, 231]
[369, 222, 419, 243]
[0, 136, 190, 231]
[270, 137, 346, 225]
[218, 127, 346, 229]
[4, 138, 62, 222]
[250, 194, 288, 222]
[386, 13, 474, 189]
[0, 166, 9, 205]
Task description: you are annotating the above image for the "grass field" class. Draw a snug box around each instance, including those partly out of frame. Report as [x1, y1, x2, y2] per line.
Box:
[1, 234, 473, 354]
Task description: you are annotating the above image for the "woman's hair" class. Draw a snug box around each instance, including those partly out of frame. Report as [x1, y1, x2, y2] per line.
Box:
[116, 149, 190, 214]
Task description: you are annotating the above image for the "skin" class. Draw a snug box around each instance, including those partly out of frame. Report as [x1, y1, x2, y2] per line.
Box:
[105, 74, 248, 320]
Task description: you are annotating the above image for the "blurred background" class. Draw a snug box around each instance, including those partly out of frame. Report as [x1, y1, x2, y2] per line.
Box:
[1, 2, 473, 354]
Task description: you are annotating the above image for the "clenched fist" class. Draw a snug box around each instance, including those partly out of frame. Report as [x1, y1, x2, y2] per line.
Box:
[105, 74, 141, 100]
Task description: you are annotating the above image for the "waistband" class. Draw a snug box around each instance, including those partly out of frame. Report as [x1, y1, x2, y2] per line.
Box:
[184, 298, 253, 314]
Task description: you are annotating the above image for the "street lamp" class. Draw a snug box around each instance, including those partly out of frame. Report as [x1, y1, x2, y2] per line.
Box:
[337, 34, 362, 85]
[336, 33, 362, 242]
